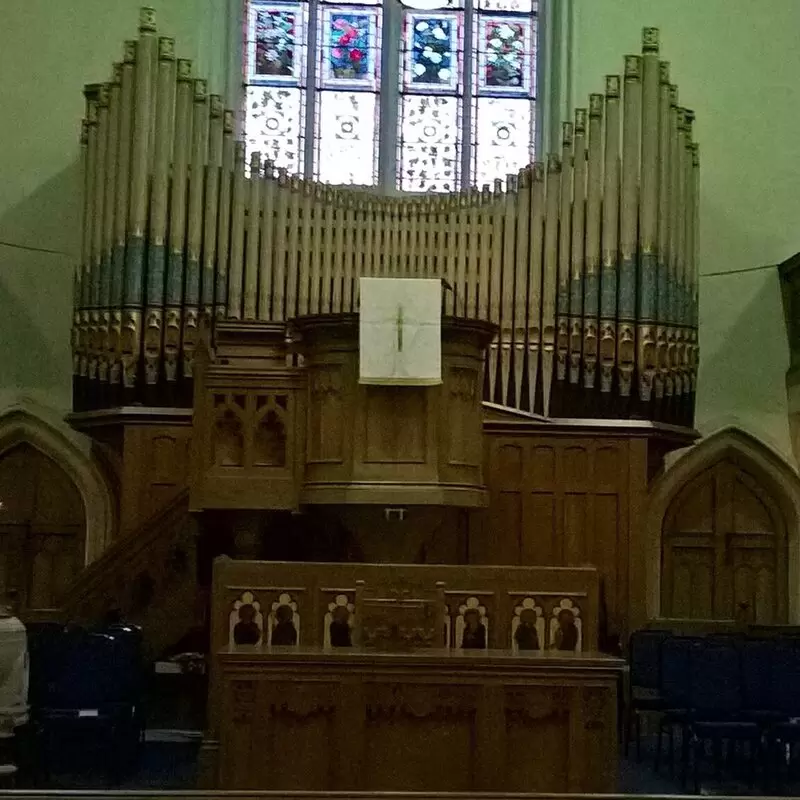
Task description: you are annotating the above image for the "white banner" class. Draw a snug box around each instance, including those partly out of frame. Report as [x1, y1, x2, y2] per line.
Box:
[359, 277, 442, 385]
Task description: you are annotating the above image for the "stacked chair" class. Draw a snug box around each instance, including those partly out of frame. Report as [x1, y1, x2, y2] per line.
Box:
[628, 629, 800, 792]
[26, 622, 144, 785]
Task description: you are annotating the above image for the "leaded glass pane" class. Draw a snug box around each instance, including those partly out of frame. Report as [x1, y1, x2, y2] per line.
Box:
[399, 94, 460, 192]
[245, 85, 304, 174]
[477, 0, 535, 13]
[477, 16, 534, 95]
[247, 2, 306, 85]
[403, 14, 460, 91]
[321, 8, 381, 89]
[472, 96, 532, 187]
[315, 91, 378, 184]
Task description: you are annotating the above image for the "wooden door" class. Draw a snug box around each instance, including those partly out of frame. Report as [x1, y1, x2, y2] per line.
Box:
[0, 444, 85, 611]
[661, 458, 786, 623]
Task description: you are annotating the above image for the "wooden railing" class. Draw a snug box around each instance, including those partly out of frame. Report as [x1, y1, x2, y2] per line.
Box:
[72, 8, 699, 425]
[62, 489, 198, 657]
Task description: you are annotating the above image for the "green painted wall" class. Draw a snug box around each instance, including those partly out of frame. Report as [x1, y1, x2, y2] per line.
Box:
[572, 0, 800, 460]
[0, 0, 231, 412]
[1, 0, 798, 462]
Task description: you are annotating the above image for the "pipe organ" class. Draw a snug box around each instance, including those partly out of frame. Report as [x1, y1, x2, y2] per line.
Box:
[73, 7, 700, 425]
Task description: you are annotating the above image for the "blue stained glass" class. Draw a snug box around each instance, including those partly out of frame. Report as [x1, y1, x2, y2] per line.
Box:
[326, 12, 374, 82]
[408, 16, 457, 89]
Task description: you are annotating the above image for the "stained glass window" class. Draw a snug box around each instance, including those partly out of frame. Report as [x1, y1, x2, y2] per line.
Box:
[243, 0, 538, 190]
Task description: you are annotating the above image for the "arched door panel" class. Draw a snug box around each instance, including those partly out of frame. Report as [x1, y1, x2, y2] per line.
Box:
[661, 458, 786, 623]
[0, 443, 85, 611]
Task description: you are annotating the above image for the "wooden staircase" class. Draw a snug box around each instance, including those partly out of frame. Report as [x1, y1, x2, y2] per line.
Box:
[60, 490, 201, 659]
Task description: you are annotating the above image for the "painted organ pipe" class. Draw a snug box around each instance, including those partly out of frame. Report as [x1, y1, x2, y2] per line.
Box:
[74, 14, 700, 426]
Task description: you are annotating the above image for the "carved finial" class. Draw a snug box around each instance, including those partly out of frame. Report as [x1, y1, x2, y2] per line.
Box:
[605, 75, 620, 98]
[562, 121, 574, 147]
[624, 55, 641, 80]
[659, 61, 670, 84]
[574, 108, 587, 133]
[234, 141, 247, 162]
[139, 7, 157, 32]
[194, 78, 207, 100]
[123, 40, 137, 63]
[547, 153, 561, 173]
[493, 177, 503, 194]
[98, 83, 110, 106]
[159, 37, 175, 60]
[112, 62, 123, 83]
[210, 94, 223, 117]
[692, 142, 699, 166]
[532, 162, 545, 182]
[589, 93, 604, 116]
[177, 59, 192, 80]
[80, 119, 89, 145]
[642, 27, 659, 53]
[669, 84, 678, 106]
[223, 110, 235, 133]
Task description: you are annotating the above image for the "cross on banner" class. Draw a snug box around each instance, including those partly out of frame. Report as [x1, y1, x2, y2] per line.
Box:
[359, 278, 442, 386]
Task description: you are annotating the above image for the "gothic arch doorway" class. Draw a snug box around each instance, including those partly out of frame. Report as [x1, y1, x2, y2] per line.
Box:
[0, 404, 116, 612]
[647, 428, 800, 624]
[0, 443, 85, 611]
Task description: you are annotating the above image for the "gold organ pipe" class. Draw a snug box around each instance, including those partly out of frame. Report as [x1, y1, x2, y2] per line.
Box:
[99, 68, 121, 391]
[569, 109, 587, 388]
[527, 163, 545, 412]
[144, 37, 175, 388]
[618, 56, 641, 400]
[599, 75, 620, 396]
[583, 93, 604, 391]
[637, 29, 660, 404]
[202, 94, 224, 324]
[556, 123, 573, 386]
[122, 7, 156, 391]
[227, 142, 247, 320]
[165, 58, 193, 380]
[245, 151, 263, 320]
[655, 62, 672, 402]
[514, 168, 531, 409]
[541, 155, 561, 417]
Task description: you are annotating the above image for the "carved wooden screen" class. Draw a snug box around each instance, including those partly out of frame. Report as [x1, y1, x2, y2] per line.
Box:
[0, 443, 85, 611]
[661, 458, 787, 623]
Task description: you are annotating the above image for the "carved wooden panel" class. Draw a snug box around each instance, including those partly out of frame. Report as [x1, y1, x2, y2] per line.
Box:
[447, 367, 481, 466]
[122, 423, 192, 533]
[212, 560, 600, 657]
[478, 433, 642, 642]
[215, 650, 621, 792]
[662, 458, 787, 623]
[308, 365, 345, 463]
[364, 386, 427, 464]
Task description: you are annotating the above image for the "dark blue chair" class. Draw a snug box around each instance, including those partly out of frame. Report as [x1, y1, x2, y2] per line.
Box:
[689, 640, 761, 792]
[764, 640, 800, 786]
[32, 629, 143, 785]
[655, 636, 701, 778]
[627, 629, 671, 761]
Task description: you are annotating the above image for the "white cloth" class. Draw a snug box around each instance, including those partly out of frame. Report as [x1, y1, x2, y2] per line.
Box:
[0, 617, 28, 733]
[359, 278, 442, 386]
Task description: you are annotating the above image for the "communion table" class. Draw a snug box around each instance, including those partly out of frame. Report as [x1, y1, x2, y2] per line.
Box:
[216, 645, 622, 793]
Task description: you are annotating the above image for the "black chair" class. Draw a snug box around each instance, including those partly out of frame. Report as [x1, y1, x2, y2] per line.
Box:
[689, 640, 761, 792]
[626, 629, 671, 761]
[655, 635, 700, 779]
